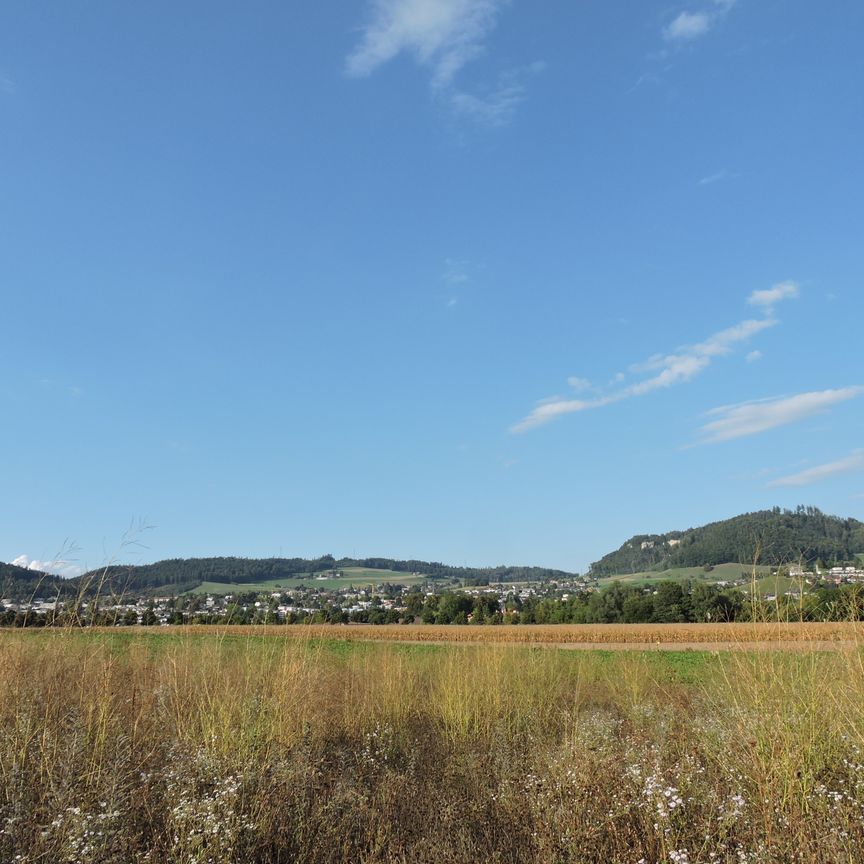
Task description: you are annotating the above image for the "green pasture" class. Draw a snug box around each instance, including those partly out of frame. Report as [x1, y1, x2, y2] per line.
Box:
[1, 627, 728, 683]
[188, 566, 428, 595]
[596, 562, 772, 588]
[596, 563, 816, 598]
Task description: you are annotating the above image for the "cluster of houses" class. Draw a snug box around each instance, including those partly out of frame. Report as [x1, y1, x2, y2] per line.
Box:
[2, 573, 594, 626]
[823, 566, 864, 584]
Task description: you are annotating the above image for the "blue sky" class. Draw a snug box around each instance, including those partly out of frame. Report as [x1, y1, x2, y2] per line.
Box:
[1, 0, 862, 576]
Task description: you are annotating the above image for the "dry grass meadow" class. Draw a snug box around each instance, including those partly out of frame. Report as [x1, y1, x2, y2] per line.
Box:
[2, 624, 864, 863]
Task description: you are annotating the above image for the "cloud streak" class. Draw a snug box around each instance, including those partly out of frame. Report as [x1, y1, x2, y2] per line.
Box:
[695, 387, 864, 444]
[748, 281, 799, 311]
[767, 450, 864, 488]
[511, 309, 780, 433]
[347, 0, 534, 126]
[699, 170, 728, 186]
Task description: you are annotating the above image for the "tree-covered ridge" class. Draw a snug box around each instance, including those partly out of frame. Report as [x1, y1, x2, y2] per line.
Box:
[351, 558, 576, 584]
[72, 555, 578, 596]
[78, 556, 334, 595]
[590, 507, 864, 577]
[0, 562, 68, 600]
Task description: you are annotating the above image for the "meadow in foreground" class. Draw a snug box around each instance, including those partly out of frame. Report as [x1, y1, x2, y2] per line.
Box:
[1, 629, 863, 863]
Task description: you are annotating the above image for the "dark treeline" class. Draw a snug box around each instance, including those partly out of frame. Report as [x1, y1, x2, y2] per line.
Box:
[350, 558, 576, 585]
[590, 507, 864, 576]
[6, 580, 864, 628]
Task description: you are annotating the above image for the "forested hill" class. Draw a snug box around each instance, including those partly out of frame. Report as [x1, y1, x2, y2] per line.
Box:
[71, 555, 577, 595]
[589, 508, 864, 577]
[0, 562, 69, 600]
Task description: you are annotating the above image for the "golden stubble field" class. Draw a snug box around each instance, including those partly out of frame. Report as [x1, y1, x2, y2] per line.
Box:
[131, 620, 864, 648]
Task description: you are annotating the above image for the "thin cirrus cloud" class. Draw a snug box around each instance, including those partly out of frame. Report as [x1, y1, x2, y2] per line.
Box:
[695, 387, 864, 445]
[767, 450, 864, 488]
[511, 287, 794, 433]
[346, 0, 537, 126]
[699, 170, 728, 186]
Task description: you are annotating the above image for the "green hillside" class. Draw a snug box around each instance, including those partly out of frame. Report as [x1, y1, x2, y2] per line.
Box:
[189, 568, 429, 595]
[590, 507, 864, 577]
[596, 562, 772, 588]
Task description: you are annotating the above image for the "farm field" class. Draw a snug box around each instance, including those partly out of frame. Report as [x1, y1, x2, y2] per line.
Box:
[189, 566, 429, 594]
[3, 627, 864, 862]
[132, 620, 864, 647]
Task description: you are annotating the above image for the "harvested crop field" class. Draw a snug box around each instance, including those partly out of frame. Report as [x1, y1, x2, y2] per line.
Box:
[126, 620, 864, 648]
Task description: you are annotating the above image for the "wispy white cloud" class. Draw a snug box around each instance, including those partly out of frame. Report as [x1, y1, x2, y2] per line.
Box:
[0, 73, 15, 95]
[696, 387, 864, 444]
[346, 0, 502, 83]
[11, 554, 83, 579]
[746, 350, 762, 363]
[767, 450, 864, 488]
[511, 309, 776, 433]
[347, 0, 536, 126]
[663, 0, 736, 43]
[748, 280, 799, 310]
[665, 11, 712, 41]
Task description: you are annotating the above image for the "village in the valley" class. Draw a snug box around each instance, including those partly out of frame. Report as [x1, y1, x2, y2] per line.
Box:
[5, 563, 864, 626]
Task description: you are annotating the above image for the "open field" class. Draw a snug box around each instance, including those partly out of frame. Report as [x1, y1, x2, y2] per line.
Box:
[188, 567, 429, 594]
[3, 627, 864, 862]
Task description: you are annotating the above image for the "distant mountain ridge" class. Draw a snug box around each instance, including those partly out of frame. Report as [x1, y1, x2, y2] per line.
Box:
[589, 507, 864, 577]
[2, 554, 579, 600]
